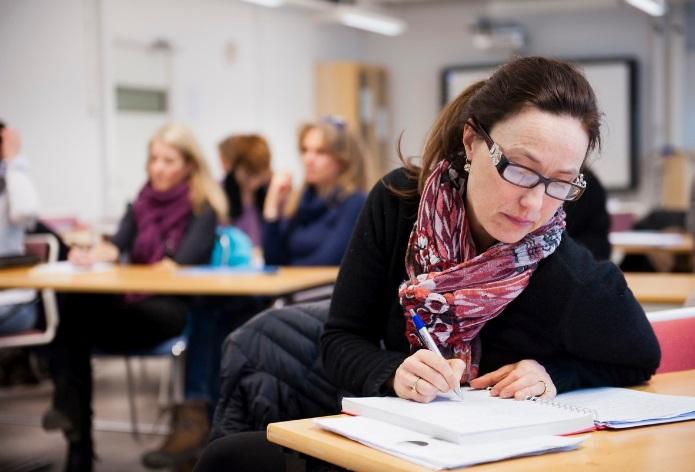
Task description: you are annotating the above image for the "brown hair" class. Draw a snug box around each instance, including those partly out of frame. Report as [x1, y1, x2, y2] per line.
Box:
[218, 134, 272, 175]
[398, 56, 602, 197]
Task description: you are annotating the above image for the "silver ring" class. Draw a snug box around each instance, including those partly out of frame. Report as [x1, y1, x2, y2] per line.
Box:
[538, 380, 547, 396]
[411, 377, 421, 394]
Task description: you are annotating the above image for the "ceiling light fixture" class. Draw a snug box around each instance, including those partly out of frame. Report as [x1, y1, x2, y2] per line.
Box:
[624, 0, 667, 16]
[239, 0, 285, 7]
[240, 0, 407, 36]
[334, 5, 407, 36]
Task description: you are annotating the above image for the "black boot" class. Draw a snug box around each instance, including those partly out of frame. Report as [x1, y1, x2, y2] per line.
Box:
[65, 437, 94, 472]
[42, 408, 80, 442]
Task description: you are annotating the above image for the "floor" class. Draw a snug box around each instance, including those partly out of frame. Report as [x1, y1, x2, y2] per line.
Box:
[0, 357, 173, 472]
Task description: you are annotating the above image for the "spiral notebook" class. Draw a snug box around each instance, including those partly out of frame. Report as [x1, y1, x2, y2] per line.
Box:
[555, 387, 695, 429]
[341, 388, 596, 445]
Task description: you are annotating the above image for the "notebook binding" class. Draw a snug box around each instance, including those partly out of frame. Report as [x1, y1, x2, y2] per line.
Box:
[527, 396, 598, 421]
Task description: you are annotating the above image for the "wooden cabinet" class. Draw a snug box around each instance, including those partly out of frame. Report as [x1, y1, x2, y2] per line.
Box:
[661, 151, 692, 210]
[316, 62, 390, 178]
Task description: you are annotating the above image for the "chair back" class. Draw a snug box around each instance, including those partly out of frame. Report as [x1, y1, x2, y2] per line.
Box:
[0, 233, 60, 348]
[646, 307, 695, 373]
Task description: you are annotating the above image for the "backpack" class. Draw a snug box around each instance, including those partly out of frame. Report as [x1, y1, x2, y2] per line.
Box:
[210, 226, 253, 267]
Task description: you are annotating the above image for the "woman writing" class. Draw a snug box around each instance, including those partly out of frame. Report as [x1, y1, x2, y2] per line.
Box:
[45, 123, 227, 471]
[195, 57, 660, 471]
[321, 56, 659, 403]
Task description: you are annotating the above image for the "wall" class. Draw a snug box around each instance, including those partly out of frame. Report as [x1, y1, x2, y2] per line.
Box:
[0, 0, 365, 219]
[0, 0, 103, 220]
[1, 0, 692, 220]
[686, 1, 695, 150]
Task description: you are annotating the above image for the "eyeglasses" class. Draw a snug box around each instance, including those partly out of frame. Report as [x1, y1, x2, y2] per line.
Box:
[468, 117, 586, 202]
[320, 115, 347, 132]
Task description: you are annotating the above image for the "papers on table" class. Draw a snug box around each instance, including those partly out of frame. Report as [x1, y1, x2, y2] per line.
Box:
[30, 261, 114, 275]
[176, 265, 278, 276]
[314, 416, 585, 470]
[609, 231, 689, 248]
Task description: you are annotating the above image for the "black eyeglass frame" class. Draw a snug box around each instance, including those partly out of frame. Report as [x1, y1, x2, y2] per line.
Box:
[467, 117, 586, 202]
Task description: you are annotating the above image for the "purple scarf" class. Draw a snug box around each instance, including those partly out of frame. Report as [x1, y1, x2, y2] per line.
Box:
[130, 181, 192, 264]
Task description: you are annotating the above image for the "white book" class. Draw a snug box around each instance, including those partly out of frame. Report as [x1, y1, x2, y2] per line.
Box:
[341, 388, 595, 445]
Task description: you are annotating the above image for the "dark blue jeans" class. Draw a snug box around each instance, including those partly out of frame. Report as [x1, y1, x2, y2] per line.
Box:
[184, 296, 267, 409]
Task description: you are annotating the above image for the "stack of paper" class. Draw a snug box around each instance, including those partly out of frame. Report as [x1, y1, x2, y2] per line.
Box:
[314, 416, 584, 470]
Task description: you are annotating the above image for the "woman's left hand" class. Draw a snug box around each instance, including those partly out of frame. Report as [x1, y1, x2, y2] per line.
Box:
[469, 359, 556, 400]
[153, 258, 178, 270]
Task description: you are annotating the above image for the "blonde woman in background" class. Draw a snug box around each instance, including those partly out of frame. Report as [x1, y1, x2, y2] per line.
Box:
[142, 134, 273, 470]
[262, 117, 370, 265]
[44, 123, 226, 471]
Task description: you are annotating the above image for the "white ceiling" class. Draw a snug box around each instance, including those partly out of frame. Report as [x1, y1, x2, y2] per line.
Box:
[379, 0, 691, 7]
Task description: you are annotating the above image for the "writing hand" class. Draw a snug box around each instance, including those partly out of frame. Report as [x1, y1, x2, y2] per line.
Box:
[469, 359, 556, 400]
[393, 349, 465, 403]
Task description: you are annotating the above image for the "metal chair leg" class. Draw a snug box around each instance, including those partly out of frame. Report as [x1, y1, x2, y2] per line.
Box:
[124, 356, 140, 439]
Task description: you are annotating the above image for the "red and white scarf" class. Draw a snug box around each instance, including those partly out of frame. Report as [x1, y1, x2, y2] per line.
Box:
[399, 160, 565, 382]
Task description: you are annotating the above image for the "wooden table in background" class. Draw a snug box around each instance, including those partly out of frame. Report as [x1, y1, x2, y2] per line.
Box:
[624, 272, 695, 306]
[267, 370, 695, 472]
[610, 231, 693, 255]
[0, 265, 339, 296]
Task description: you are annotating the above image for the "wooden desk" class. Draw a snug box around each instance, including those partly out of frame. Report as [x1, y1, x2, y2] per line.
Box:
[267, 370, 695, 472]
[0, 265, 339, 296]
[624, 272, 695, 305]
[610, 231, 693, 255]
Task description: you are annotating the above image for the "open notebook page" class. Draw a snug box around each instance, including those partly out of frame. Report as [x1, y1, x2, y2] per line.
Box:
[556, 387, 695, 427]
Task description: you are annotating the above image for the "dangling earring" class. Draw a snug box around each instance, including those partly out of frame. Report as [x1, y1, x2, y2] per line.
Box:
[458, 150, 471, 173]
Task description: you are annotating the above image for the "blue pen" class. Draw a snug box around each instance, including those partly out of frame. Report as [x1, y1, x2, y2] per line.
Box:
[410, 309, 465, 401]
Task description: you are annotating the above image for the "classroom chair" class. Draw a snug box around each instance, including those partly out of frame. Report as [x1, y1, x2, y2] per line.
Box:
[0, 233, 60, 348]
[95, 331, 188, 438]
[646, 307, 695, 373]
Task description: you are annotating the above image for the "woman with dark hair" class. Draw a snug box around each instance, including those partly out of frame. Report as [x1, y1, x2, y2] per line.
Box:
[195, 57, 660, 471]
[219, 134, 272, 247]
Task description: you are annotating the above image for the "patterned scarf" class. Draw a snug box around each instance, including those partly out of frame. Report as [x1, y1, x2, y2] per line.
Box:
[399, 160, 565, 382]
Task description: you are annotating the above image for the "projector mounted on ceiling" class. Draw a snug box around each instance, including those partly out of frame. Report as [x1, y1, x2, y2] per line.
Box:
[470, 18, 527, 52]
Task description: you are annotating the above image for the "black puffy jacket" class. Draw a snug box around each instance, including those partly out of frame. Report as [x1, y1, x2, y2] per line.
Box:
[210, 300, 343, 441]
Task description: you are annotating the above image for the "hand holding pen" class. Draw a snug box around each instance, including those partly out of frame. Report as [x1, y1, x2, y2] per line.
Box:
[391, 311, 466, 403]
[411, 311, 465, 401]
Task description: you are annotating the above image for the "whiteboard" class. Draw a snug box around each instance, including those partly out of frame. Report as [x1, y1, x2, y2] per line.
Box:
[441, 58, 637, 191]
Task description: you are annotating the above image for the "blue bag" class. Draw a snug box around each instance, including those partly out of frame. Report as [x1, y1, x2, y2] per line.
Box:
[210, 226, 253, 267]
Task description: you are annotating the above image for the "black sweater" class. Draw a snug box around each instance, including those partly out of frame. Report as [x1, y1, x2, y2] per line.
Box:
[320, 168, 660, 396]
[564, 170, 611, 260]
